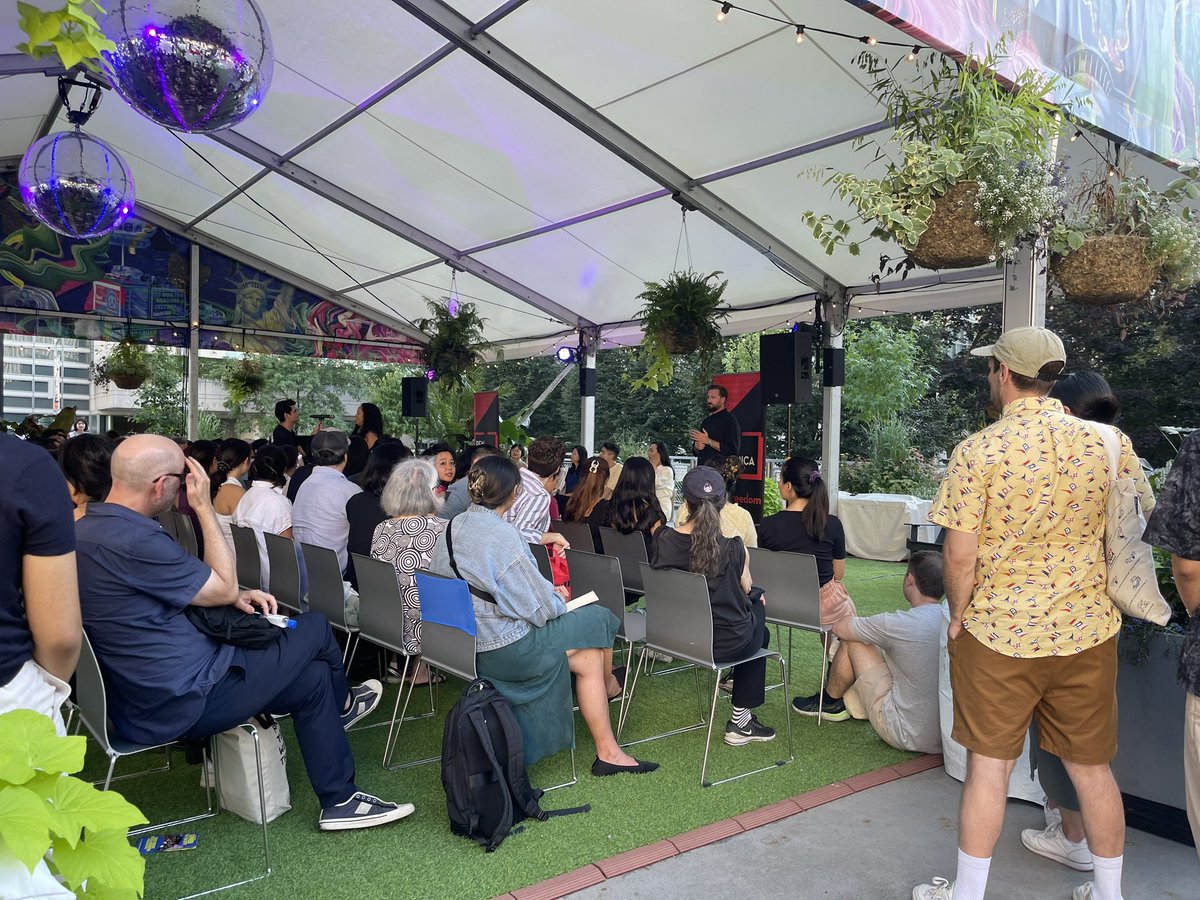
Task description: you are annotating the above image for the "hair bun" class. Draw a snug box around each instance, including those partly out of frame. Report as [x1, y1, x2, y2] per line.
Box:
[216, 460, 231, 473]
[466, 468, 488, 504]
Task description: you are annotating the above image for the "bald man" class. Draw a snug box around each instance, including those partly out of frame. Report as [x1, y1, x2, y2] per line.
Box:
[76, 435, 415, 832]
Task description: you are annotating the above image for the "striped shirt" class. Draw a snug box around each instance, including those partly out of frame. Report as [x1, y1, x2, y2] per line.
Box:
[504, 466, 551, 543]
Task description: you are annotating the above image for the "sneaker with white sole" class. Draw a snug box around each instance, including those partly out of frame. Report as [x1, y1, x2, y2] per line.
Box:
[723, 715, 776, 746]
[341, 680, 382, 730]
[318, 792, 414, 831]
[1021, 822, 1093, 871]
[912, 877, 953, 899]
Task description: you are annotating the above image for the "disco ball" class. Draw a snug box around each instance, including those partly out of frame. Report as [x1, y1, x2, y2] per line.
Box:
[101, 0, 273, 133]
[18, 129, 135, 239]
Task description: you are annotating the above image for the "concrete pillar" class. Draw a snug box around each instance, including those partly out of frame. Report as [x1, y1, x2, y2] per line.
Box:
[187, 243, 200, 440]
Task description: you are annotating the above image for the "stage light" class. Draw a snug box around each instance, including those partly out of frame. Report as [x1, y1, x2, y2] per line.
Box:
[555, 346, 577, 364]
[716, 2, 730, 22]
[795, 26, 805, 43]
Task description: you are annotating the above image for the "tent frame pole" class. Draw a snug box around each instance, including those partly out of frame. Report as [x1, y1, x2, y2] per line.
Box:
[187, 243, 200, 441]
[820, 294, 845, 516]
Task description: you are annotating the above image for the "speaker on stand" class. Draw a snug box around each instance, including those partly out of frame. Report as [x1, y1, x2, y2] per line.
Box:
[402, 376, 428, 446]
[760, 329, 813, 457]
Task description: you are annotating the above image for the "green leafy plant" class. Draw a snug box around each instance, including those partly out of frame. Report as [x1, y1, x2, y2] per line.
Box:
[0, 406, 77, 436]
[840, 416, 940, 499]
[16, 0, 116, 72]
[91, 338, 150, 390]
[632, 270, 730, 391]
[0, 708, 146, 897]
[222, 356, 267, 405]
[416, 298, 487, 388]
[804, 38, 1067, 274]
[762, 474, 783, 517]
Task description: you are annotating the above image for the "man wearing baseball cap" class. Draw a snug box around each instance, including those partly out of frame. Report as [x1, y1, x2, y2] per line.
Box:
[293, 430, 362, 576]
[914, 327, 1145, 900]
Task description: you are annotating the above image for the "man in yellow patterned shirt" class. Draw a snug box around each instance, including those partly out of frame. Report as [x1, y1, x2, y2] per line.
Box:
[914, 328, 1145, 900]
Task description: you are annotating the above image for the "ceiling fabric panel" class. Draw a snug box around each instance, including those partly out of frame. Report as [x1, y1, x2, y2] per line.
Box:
[293, 51, 656, 249]
[475, 194, 807, 327]
[0, 74, 56, 158]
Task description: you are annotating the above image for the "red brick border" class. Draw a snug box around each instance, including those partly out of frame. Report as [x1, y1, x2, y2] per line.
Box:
[498, 753, 944, 900]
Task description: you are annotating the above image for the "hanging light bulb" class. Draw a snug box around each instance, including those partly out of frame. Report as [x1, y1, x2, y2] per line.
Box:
[1070, 130, 1082, 142]
[794, 26, 805, 43]
[716, 2, 731, 22]
[861, 35, 878, 45]
[907, 46, 919, 61]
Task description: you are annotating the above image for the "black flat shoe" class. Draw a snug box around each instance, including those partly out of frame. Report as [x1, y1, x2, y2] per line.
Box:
[608, 665, 627, 699]
[592, 757, 659, 777]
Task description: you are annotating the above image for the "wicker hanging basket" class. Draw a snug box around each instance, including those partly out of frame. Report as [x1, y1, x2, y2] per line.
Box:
[111, 372, 147, 390]
[1050, 235, 1160, 306]
[910, 181, 994, 270]
[661, 332, 701, 354]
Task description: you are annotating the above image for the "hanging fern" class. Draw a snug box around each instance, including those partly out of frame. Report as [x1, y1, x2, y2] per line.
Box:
[416, 297, 488, 387]
[632, 270, 730, 391]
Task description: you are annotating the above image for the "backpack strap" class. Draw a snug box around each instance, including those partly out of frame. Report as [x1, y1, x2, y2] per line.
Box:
[445, 520, 499, 605]
[466, 706, 514, 852]
[489, 694, 591, 821]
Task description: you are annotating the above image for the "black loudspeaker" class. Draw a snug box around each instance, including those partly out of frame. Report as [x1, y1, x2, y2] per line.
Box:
[759, 330, 812, 404]
[823, 347, 846, 387]
[401, 376, 428, 417]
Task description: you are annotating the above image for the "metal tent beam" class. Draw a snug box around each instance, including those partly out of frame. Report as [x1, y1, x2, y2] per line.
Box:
[391, 0, 846, 297]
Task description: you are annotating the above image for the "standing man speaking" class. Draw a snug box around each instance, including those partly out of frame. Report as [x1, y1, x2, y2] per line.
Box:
[914, 328, 1149, 900]
[690, 383, 741, 470]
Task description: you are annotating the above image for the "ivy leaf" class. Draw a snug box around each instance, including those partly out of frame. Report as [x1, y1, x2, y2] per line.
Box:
[1067, 230, 1086, 251]
[18, 5, 63, 47]
[0, 710, 86, 785]
[848, 242, 861, 256]
[79, 882, 142, 899]
[51, 829, 145, 894]
[0, 785, 54, 872]
[51, 34, 86, 70]
[41, 776, 147, 848]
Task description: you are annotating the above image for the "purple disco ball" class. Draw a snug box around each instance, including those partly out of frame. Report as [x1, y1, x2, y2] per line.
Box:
[101, 0, 273, 133]
[18, 129, 135, 239]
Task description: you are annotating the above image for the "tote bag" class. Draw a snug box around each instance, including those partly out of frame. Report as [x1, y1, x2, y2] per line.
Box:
[212, 715, 292, 824]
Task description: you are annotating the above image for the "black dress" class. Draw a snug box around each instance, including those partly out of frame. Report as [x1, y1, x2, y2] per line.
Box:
[344, 491, 387, 589]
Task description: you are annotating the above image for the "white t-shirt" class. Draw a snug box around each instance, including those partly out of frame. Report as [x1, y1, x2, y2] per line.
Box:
[232, 481, 292, 591]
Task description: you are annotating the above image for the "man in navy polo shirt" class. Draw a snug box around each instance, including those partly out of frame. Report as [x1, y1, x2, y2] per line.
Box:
[0, 433, 81, 730]
[75, 434, 414, 832]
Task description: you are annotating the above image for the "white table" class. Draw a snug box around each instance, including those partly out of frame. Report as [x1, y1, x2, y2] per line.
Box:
[836, 492, 937, 562]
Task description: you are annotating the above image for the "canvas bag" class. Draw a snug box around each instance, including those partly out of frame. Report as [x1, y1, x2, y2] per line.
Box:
[1094, 424, 1172, 626]
[212, 715, 292, 824]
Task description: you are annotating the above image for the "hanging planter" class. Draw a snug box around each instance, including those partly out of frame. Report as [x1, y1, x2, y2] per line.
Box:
[632, 270, 729, 391]
[1050, 235, 1160, 306]
[909, 181, 995, 270]
[92, 337, 150, 390]
[416, 296, 487, 387]
[223, 355, 266, 404]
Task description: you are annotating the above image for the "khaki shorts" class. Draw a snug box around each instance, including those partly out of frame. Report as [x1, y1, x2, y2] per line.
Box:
[948, 628, 1117, 765]
[855, 661, 900, 748]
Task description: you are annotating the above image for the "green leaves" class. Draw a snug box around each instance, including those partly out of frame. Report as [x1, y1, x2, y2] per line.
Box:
[416, 297, 488, 388]
[0, 785, 54, 872]
[33, 774, 147, 848]
[53, 827, 145, 894]
[631, 271, 730, 390]
[15, 1, 116, 73]
[0, 710, 85, 785]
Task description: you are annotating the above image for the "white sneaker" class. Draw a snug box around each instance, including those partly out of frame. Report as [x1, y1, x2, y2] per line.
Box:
[1044, 802, 1062, 829]
[1021, 822, 1094, 871]
[912, 877, 954, 899]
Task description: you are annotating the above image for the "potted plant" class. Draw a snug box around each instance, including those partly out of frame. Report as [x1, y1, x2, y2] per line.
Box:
[91, 337, 150, 390]
[1049, 165, 1200, 305]
[223, 355, 266, 405]
[632, 270, 730, 391]
[416, 296, 487, 387]
[804, 39, 1067, 276]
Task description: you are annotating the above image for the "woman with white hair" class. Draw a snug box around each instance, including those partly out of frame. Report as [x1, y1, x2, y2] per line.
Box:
[371, 458, 447, 686]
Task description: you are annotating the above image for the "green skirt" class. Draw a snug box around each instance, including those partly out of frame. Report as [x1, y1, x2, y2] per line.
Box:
[477, 604, 620, 766]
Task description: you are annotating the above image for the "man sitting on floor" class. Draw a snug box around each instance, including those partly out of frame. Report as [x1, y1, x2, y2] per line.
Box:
[75, 434, 413, 832]
[793, 550, 944, 754]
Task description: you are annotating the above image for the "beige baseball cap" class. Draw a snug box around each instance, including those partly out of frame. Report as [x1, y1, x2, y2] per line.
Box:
[970, 326, 1066, 380]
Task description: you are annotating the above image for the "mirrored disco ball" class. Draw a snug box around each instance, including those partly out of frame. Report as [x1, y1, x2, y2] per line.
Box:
[18, 130, 135, 239]
[102, 0, 273, 133]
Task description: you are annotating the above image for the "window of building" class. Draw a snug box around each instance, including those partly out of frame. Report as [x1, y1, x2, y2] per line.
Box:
[33, 397, 53, 410]
[63, 382, 90, 397]
[3, 363, 32, 375]
[63, 366, 90, 380]
[34, 365, 54, 376]
[3, 379, 33, 392]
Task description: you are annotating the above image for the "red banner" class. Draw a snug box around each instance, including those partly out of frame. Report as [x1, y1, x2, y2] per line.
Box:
[473, 391, 499, 446]
[713, 372, 765, 522]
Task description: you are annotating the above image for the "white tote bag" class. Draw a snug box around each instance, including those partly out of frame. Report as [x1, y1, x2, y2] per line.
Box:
[1095, 424, 1171, 626]
[213, 716, 291, 824]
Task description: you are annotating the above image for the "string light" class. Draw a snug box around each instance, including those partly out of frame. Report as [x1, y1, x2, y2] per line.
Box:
[706, 2, 926, 51]
[716, 2, 730, 22]
[907, 46, 918, 61]
[861, 35, 878, 45]
[795, 25, 805, 43]
[1070, 130, 1082, 142]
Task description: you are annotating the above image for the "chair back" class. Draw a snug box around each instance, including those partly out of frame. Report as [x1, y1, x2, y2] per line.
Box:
[414, 570, 478, 682]
[564, 549, 628, 638]
[528, 542, 554, 583]
[230, 524, 262, 591]
[598, 527, 648, 593]
[301, 542, 352, 631]
[157, 512, 179, 540]
[75, 631, 116, 753]
[747, 547, 822, 630]
[172, 511, 199, 558]
[353, 553, 409, 656]
[263, 532, 302, 614]
[549, 519, 594, 553]
[638, 563, 715, 668]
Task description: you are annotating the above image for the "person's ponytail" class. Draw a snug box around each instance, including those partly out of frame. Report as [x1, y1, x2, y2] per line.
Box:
[780, 455, 828, 541]
[686, 496, 725, 578]
[210, 439, 251, 501]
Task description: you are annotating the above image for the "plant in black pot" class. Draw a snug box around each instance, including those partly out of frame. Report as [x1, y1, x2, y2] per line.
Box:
[91, 337, 150, 390]
[416, 296, 487, 387]
[632, 269, 730, 390]
[223, 355, 267, 405]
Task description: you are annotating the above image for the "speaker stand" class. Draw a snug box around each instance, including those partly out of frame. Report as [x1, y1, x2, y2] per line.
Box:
[786, 404, 793, 457]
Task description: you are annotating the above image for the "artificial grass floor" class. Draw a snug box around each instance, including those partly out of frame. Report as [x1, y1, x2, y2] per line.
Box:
[92, 558, 915, 900]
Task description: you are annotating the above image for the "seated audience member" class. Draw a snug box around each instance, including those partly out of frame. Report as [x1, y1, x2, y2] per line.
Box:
[439, 444, 503, 521]
[607, 456, 667, 553]
[504, 436, 566, 543]
[250, 438, 269, 455]
[427, 456, 657, 775]
[211, 439, 252, 554]
[559, 444, 588, 506]
[564, 456, 611, 546]
[599, 441, 623, 499]
[652, 466, 775, 746]
[509, 443, 527, 468]
[293, 431, 361, 576]
[648, 440, 675, 521]
[423, 443, 456, 497]
[758, 455, 854, 625]
[177, 440, 217, 557]
[75, 435, 411, 831]
[59, 433, 115, 520]
[345, 440, 409, 589]
[231, 444, 294, 592]
[0, 433, 81, 729]
[794, 551, 943, 750]
[371, 458, 447, 686]
[675, 477, 757, 548]
[351, 403, 386, 451]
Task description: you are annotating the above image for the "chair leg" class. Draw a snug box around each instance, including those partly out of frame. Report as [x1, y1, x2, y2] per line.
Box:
[616, 644, 647, 740]
[540, 723, 578, 793]
[619, 647, 707, 748]
[381, 655, 413, 768]
[102, 754, 118, 792]
[817, 632, 830, 728]
[702, 654, 795, 788]
[698, 672, 723, 787]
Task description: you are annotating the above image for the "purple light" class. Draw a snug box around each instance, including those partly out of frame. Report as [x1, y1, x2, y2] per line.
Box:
[555, 346, 576, 364]
[447, 296, 459, 317]
[424, 369, 438, 381]
[251, 98, 259, 106]
[144, 25, 158, 38]
[121, 206, 130, 215]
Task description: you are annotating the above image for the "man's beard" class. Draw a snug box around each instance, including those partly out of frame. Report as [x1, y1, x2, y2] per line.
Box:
[705, 402, 718, 412]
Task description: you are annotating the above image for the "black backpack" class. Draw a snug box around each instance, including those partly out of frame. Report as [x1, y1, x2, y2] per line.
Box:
[441, 679, 587, 852]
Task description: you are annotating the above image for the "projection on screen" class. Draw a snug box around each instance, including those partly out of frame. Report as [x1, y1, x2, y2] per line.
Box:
[858, 0, 1200, 163]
